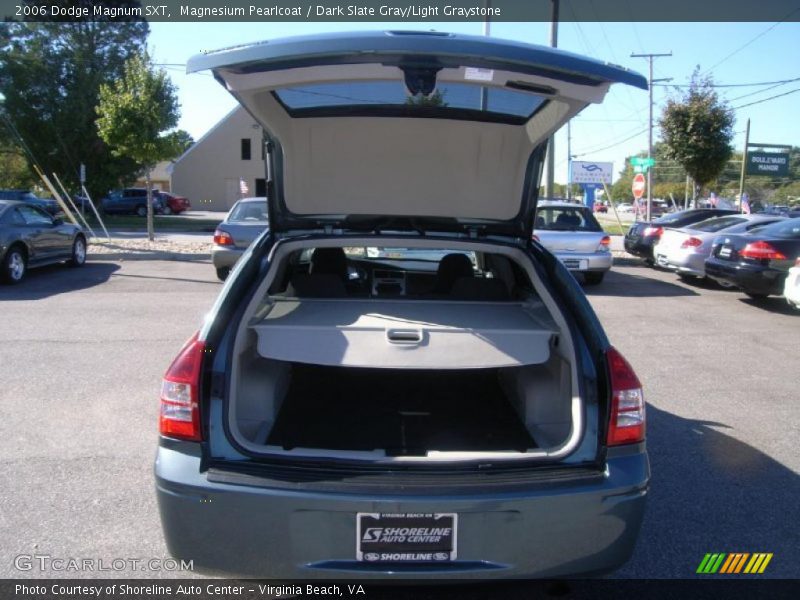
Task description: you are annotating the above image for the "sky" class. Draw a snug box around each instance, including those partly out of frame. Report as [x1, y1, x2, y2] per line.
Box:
[148, 20, 800, 186]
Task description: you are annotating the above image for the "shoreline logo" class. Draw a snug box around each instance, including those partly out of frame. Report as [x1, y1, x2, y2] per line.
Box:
[696, 553, 773, 574]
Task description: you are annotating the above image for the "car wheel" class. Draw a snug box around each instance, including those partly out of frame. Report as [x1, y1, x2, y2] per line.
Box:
[135, 205, 147, 217]
[745, 292, 768, 300]
[644, 258, 655, 266]
[216, 267, 230, 281]
[2, 246, 27, 284]
[69, 236, 87, 267]
[583, 272, 605, 285]
[162, 206, 173, 215]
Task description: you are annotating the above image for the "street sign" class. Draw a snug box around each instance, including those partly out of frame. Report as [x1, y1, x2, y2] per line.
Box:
[630, 157, 656, 167]
[79, 163, 86, 184]
[746, 151, 789, 177]
[571, 161, 613, 185]
[632, 173, 646, 199]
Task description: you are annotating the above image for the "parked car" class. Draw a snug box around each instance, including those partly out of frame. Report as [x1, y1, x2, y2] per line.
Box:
[593, 202, 608, 213]
[158, 191, 191, 215]
[624, 208, 738, 263]
[534, 201, 612, 284]
[705, 217, 800, 299]
[211, 197, 268, 280]
[616, 202, 634, 213]
[0, 190, 61, 215]
[783, 257, 800, 309]
[155, 32, 649, 579]
[653, 214, 785, 279]
[0, 200, 86, 283]
[100, 188, 164, 216]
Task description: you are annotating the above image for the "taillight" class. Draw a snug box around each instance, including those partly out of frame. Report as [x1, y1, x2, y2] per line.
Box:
[643, 226, 663, 238]
[606, 347, 645, 446]
[597, 235, 611, 252]
[680, 236, 703, 249]
[739, 240, 786, 261]
[213, 230, 234, 246]
[159, 332, 205, 441]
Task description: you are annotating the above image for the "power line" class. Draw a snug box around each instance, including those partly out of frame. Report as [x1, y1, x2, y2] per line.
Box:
[654, 76, 800, 89]
[732, 87, 800, 110]
[572, 128, 648, 157]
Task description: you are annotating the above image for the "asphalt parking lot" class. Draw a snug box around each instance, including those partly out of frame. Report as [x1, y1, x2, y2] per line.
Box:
[1, 258, 798, 581]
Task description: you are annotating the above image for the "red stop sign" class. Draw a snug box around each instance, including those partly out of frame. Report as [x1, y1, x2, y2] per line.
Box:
[632, 173, 646, 199]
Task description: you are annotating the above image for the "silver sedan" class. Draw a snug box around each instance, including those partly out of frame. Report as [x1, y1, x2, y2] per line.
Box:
[533, 201, 612, 284]
[653, 214, 785, 279]
[211, 197, 268, 280]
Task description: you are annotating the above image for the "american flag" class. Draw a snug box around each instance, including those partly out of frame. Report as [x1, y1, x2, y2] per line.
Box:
[741, 193, 751, 214]
[239, 178, 249, 196]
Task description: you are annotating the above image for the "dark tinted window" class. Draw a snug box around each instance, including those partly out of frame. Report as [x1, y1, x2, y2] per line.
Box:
[535, 206, 602, 232]
[17, 205, 52, 225]
[241, 138, 251, 160]
[275, 81, 546, 119]
[755, 218, 800, 239]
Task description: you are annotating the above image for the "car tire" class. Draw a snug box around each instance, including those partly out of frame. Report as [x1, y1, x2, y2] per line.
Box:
[69, 236, 87, 267]
[162, 206, 173, 215]
[677, 273, 698, 281]
[135, 205, 147, 217]
[583, 272, 605, 285]
[745, 292, 768, 300]
[2, 245, 27, 284]
[216, 267, 230, 281]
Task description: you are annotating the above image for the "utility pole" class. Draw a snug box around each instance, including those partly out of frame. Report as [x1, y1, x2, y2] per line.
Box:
[480, 0, 491, 111]
[738, 118, 750, 212]
[631, 51, 672, 221]
[544, 0, 559, 198]
[566, 120, 572, 200]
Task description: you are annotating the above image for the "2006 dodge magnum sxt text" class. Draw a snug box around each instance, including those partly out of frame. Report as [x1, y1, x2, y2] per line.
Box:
[155, 31, 650, 579]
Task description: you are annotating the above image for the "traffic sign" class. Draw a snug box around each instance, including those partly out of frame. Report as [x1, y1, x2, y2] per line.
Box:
[631, 157, 656, 167]
[632, 173, 646, 199]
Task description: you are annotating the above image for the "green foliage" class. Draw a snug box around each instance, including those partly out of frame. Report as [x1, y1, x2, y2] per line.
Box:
[96, 51, 182, 167]
[0, 3, 148, 198]
[405, 90, 447, 107]
[0, 125, 35, 189]
[658, 68, 735, 189]
[172, 129, 194, 155]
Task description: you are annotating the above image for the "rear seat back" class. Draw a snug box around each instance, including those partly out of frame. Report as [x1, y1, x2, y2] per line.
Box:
[450, 277, 510, 301]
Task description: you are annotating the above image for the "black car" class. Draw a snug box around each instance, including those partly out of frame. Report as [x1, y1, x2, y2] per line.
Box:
[0, 200, 87, 283]
[624, 208, 738, 263]
[705, 217, 800, 299]
[0, 190, 61, 215]
[100, 188, 164, 216]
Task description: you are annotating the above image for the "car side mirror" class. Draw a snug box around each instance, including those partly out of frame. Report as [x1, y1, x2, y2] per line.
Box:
[52, 217, 64, 226]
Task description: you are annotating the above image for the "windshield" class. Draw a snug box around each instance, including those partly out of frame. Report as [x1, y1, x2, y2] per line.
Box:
[228, 200, 268, 222]
[535, 206, 602, 232]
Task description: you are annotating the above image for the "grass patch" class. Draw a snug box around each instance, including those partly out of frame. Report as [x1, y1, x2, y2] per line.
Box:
[82, 214, 221, 232]
[601, 222, 629, 236]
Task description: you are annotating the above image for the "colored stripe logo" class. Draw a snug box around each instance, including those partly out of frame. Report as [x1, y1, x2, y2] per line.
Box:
[697, 553, 773, 574]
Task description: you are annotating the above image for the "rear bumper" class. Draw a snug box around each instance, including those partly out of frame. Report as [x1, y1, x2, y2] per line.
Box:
[155, 444, 649, 579]
[554, 252, 613, 272]
[704, 258, 786, 295]
[654, 249, 706, 277]
[211, 246, 245, 270]
[623, 237, 656, 259]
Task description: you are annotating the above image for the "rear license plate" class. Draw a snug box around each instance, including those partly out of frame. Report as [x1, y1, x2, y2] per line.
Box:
[356, 513, 457, 562]
[562, 258, 587, 270]
[719, 247, 732, 258]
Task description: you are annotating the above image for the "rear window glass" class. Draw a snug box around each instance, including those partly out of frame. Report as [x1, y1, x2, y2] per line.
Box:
[274, 81, 546, 120]
[535, 206, 602, 232]
[692, 216, 746, 232]
[754, 218, 800, 239]
[229, 201, 268, 222]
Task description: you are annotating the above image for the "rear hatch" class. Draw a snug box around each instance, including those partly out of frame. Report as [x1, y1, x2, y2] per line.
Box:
[188, 31, 646, 239]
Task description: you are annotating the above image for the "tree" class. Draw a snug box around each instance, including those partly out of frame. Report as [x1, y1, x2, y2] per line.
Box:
[97, 51, 183, 240]
[172, 130, 195, 155]
[659, 69, 735, 192]
[0, 2, 149, 200]
[0, 118, 36, 189]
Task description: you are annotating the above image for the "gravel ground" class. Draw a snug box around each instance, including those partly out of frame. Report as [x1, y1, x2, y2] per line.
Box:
[88, 238, 212, 261]
[87, 237, 635, 262]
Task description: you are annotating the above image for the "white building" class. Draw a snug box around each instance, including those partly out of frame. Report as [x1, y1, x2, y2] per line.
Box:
[170, 107, 266, 211]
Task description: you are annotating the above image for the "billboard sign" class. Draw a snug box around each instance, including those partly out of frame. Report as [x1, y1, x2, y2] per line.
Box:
[571, 161, 613, 185]
[746, 151, 789, 177]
